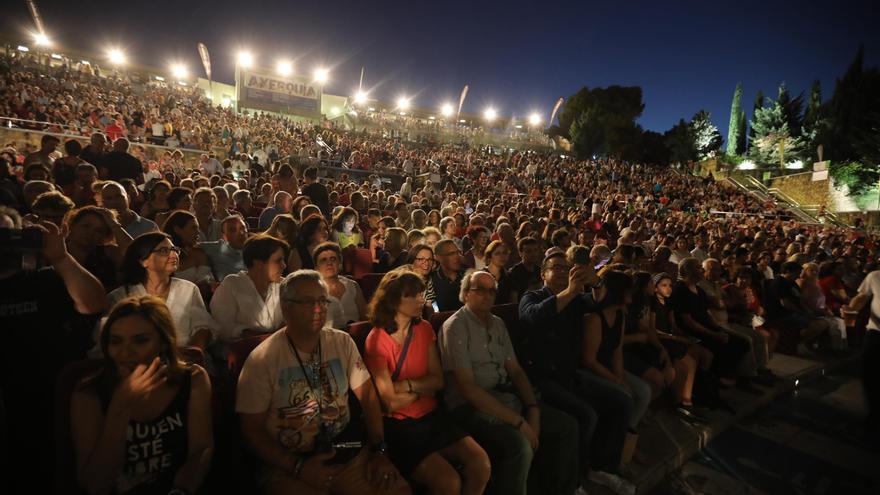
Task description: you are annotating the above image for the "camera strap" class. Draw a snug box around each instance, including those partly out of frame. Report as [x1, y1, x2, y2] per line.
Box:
[286, 331, 324, 416]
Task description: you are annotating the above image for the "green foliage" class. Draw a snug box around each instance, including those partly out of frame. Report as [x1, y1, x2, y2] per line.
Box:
[748, 99, 808, 166]
[736, 109, 747, 154]
[748, 90, 764, 151]
[691, 110, 723, 159]
[664, 118, 696, 164]
[561, 85, 646, 159]
[727, 83, 743, 156]
[776, 82, 805, 138]
[830, 161, 879, 196]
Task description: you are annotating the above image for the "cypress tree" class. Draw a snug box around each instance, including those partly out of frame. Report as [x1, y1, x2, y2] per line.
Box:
[748, 90, 764, 151]
[726, 83, 743, 156]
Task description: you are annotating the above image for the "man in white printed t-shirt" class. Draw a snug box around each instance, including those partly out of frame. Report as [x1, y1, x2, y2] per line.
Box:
[236, 270, 409, 494]
[841, 269, 880, 439]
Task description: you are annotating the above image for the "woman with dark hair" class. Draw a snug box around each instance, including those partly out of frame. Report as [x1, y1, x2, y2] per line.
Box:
[162, 210, 214, 287]
[65, 206, 133, 291]
[462, 226, 490, 270]
[313, 242, 367, 328]
[70, 296, 213, 495]
[370, 216, 397, 264]
[289, 213, 329, 270]
[580, 270, 653, 467]
[406, 243, 437, 310]
[265, 213, 299, 272]
[109, 232, 218, 349]
[139, 179, 171, 221]
[364, 270, 490, 495]
[483, 240, 512, 304]
[330, 206, 362, 250]
[155, 187, 194, 227]
[210, 234, 289, 340]
[622, 272, 677, 401]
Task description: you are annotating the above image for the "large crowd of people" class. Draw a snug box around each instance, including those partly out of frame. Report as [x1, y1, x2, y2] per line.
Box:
[2, 46, 880, 495]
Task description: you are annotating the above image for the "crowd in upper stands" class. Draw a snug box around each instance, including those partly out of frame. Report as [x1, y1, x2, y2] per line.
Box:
[1, 47, 879, 495]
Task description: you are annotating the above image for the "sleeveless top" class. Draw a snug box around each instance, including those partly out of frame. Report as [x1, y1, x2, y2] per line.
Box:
[99, 370, 191, 495]
[596, 309, 623, 370]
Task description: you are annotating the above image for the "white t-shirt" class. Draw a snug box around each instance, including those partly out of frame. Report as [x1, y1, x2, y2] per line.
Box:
[326, 277, 361, 329]
[210, 271, 283, 340]
[857, 270, 880, 332]
[235, 328, 371, 453]
[108, 278, 219, 345]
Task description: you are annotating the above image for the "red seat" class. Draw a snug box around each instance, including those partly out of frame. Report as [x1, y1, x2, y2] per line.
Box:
[54, 359, 104, 495]
[347, 320, 373, 354]
[357, 273, 386, 301]
[227, 333, 273, 384]
[343, 248, 374, 279]
[429, 310, 457, 336]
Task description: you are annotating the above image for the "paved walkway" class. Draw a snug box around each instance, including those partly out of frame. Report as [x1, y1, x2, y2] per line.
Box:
[582, 351, 879, 494]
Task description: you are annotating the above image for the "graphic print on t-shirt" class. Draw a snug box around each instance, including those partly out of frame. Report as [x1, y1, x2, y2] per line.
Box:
[276, 357, 349, 452]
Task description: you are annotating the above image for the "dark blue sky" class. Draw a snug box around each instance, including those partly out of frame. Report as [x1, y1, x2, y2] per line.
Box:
[8, 0, 879, 141]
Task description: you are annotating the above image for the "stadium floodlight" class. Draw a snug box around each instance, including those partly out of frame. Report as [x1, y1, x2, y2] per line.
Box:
[107, 48, 126, 65]
[33, 33, 50, 47]
[313, 68, 329, 83]
[170, 63, 188, 79]
[276, 60, 292, 76]
[484, 107, 497, 122]
[528, 113, 541, 126]
[441, 103, 454, 117]
[237, 51, 254, 68]
[397, 96, 411, 111]
[354, 91, 368, 105]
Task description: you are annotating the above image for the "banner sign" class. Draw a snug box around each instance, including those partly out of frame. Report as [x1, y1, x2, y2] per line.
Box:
[237, 68, 322, 115]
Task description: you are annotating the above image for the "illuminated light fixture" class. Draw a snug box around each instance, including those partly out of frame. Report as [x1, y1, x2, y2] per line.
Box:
[785, 160, 804, 170]
[515, 124, 523, 129]
[367, 107, 375, 112]
[441, 103, 454, 117]
[331, 106, 340, 115]
[237, 51, 254, 68]
[222, 97, 231, 106]
[154, 75, 165, 81]
[276, 60, 292, 76]
[737, 160, 757, 170]
[313, 68, 329, 83]
[33, 33, 50, 46]
[483, 108, 497, 121]
[17, 45, 29, 52]
[399, 112, 407, 116]
[107, 48, 126, 65]
[397, 97, 411, 111]
[528, 113, 541, 126]
[81, 60, 90, 65]
[178, 81, 187, 86]
[429, 116, 435, 120]
[51, 53, 62, 60]
[459, 119, 466, 123]
[170, 63, 188, 79]
[353, 91, 368, 104]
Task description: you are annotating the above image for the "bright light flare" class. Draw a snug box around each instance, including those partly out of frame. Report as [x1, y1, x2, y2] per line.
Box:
[33, 33, 50, 47]
[484, 107, 497, 121]
[237, 51, 254, 68]
[528, 113, 541, 126]
[313, 68, 329, 83]
[170, 63, 188, 79]
[354, 91, 368, 104]
[107, 49, 126, 65]
[441, 103, 454, 117]
[276, 60, 292, 76]
[397, 97, 411, 111]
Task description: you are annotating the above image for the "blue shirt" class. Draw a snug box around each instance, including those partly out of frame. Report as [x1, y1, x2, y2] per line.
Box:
[201, 239, 244, 282]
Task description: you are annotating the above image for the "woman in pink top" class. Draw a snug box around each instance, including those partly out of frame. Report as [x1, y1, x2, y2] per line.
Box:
[365, 270, 490, 494]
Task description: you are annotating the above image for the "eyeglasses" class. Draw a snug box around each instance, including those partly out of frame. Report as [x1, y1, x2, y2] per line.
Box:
[286, 298, 331, 308]
[414, 257, 435, 264]
[469, 287, 497, 295]
[317, 256, 340, 265]
[151, 246, 181, 256]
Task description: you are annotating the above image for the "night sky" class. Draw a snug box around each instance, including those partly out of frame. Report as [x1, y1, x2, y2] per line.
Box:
[6, 0, 879, 141]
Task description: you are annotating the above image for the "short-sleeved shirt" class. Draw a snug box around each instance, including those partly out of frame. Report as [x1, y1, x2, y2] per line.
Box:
[857, 270, 880, 332]
[236, 328, 371, 453]
[439, 306, 520, 411]
[364, 321, 438, 420]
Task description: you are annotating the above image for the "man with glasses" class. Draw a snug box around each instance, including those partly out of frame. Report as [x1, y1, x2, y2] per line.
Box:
[237, 270, 408, 495]
[440, 269, 581, 495]
[431, 239, 465, 312]
[519, 253, 635, 494]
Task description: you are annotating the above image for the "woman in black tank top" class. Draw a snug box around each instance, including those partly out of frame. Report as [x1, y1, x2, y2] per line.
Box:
[70, 296, 213, 495]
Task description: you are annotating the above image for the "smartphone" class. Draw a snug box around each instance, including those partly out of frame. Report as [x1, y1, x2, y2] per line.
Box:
[594, 258, 610, 271]
[432, 301, 440, 313]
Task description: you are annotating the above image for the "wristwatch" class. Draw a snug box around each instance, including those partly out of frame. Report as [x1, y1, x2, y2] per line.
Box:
[370, 440, 388, 456]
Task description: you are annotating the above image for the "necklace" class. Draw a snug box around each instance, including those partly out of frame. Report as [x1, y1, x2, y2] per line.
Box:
[286, 331, 324, 408]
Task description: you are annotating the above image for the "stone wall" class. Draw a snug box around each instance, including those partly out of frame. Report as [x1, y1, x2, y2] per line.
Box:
[769, 172, 831, 208]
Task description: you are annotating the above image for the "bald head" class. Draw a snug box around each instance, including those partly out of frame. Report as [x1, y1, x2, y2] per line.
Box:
[101, 181, 129, 212]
